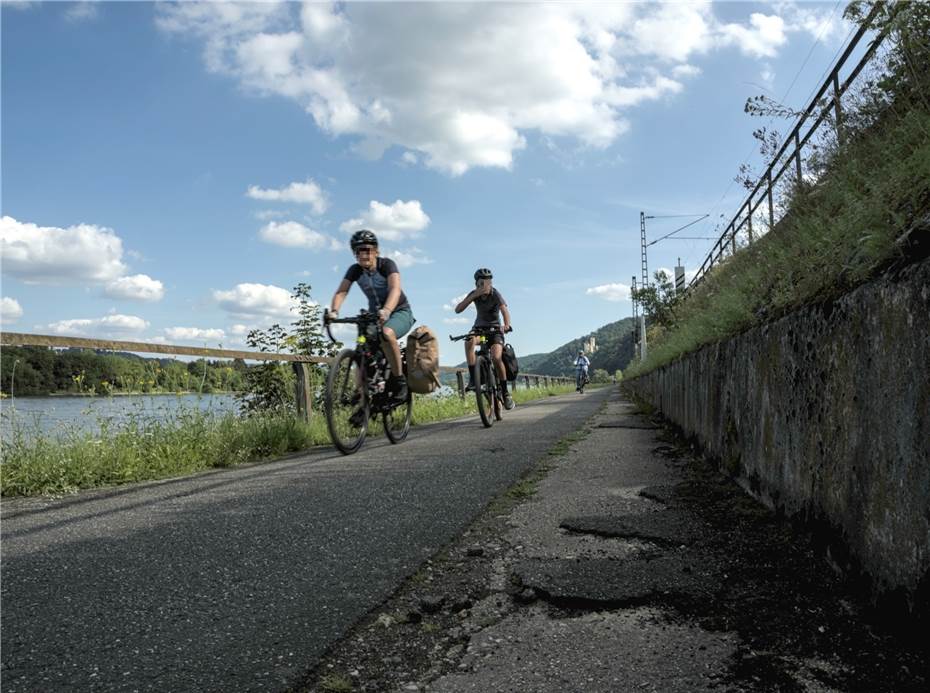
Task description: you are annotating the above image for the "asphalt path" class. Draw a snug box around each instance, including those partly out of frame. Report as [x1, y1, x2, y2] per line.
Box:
[1, 387, 611, 692]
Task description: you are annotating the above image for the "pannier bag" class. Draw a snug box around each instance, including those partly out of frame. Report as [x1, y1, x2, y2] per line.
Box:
[503, 343, 519, 381]
[405, 326, 441, 394]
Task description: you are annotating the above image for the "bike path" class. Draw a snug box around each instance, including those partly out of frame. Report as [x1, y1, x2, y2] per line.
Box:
[0, 387, 612, 692]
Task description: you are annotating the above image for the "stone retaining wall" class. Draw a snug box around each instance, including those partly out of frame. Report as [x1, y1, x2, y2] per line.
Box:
[625, 257, 930, 612]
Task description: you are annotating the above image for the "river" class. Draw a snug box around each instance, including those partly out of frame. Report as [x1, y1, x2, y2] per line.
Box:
[0, 393, 239, 442]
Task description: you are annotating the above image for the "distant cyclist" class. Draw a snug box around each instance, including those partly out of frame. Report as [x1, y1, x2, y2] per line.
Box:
[329, 230, 415, 404]
[455, 268, 514, 410]
[574, 350, 590, 392]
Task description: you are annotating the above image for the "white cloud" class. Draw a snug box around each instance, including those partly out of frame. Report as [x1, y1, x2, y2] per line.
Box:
[0, 216, 164, 302]
[383, 247, 431, 269]
[443, 294, 468, 311]
[719, 13, 786, 59]
[44, 314, 149, 338]
[104, 274, 165, 302]
[258, 220, 338, 250]
[254, 209, 287, 221]
[64, 1, 99, 23]
[165, 326, 226, 342]
[212, 282, 298, 320]
[157, 2, 838, 175]
[246, 178, 328, 214]
[1, 216, 127, 284]
[443, 316, 469, 325]
[339, 200, 430, 242]
[1, 297, 23, 324]
[586, 283, 631, 302]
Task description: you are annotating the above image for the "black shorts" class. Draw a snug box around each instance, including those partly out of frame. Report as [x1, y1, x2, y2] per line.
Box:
[472, 326, 505, 346]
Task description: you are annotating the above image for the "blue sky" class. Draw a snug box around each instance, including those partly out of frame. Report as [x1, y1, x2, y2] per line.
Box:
[2, 1, 855, 364]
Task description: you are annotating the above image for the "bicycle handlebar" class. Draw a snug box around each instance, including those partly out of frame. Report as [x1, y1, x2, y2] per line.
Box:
[323, 309, 379, 344]
[449, 325, 512, 342]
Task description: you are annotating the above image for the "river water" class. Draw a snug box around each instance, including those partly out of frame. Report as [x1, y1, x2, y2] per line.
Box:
[0, 393, 239, 442]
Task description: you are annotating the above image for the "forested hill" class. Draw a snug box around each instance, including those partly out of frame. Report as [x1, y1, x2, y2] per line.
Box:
[511, 317, 636, 377]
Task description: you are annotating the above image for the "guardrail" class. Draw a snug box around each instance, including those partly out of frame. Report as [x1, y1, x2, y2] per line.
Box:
[689, 2, 888, 290]
[0, 332, 574, 419]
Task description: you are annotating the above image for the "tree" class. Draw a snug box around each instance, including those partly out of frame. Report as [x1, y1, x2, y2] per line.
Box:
[631, 270, 681, 331]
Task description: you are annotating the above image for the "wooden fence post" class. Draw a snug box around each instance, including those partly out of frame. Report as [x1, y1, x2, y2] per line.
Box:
[524, 375, 530, 390]
[456, 370, 466, 399]
[292, 362, 312, 423]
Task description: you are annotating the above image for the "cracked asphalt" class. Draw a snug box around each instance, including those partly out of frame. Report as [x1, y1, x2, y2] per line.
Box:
[300, 388, 928, 693]
[0, 387, 611, 692]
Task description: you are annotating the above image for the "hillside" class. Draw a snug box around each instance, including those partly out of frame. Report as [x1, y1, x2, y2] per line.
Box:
[455, 317, 637, 377]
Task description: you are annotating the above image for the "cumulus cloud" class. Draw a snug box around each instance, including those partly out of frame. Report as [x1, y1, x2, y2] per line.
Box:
[443, 316, 469, 325]
[383, 247, 431, 268]
[212, 282, 299, 320]
[64, 1, 99, 23]
[44, 314, 150, 338]
[164, 326, 226, 342]
[1, 216, 127, 284]
[1, 297, 23, 324]
[258, 220, 338, 250]
[157, 2, 842, 175]
[0, 216, 165, 302]
[246, 178, 328, 214]
[339, 200, 430, 242]
[104, 274, 165, 302]
[586, 282, 632, 302]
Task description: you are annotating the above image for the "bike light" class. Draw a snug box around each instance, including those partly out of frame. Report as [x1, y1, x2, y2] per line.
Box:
[357, 336, 367, 344]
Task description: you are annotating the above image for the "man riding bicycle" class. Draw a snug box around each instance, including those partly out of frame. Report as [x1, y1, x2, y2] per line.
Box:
[455, 268, 514, 410]
[574, 350, 590, 392]
[328, 229, 415, 405]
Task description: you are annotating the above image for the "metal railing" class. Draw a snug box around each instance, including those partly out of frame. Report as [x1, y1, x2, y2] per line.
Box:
[688, 2, 889, 290]
[0, 332, 573, 417]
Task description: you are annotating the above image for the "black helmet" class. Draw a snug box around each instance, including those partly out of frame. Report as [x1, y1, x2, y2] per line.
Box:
[474, 268, 493, 281]
[350, 229, 378, 251]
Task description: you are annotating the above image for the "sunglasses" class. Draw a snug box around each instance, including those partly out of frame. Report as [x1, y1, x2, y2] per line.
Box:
[354, 246, 376, 255]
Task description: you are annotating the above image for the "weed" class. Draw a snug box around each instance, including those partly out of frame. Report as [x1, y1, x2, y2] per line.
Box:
[319, 673, 353, 693]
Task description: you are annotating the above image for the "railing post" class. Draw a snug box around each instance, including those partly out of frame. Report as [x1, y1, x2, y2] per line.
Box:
[794, 131, 803, 185]
[832, 72, 844, 145]
[746, 197, 754, 244]
[292, 362, 312, 423]
[524, 375, 530, 390]
[730, 222, 737, 254]
[456, 370, 465, 399]
[767, 169, 775, 230]
[534, 376, 540, 388]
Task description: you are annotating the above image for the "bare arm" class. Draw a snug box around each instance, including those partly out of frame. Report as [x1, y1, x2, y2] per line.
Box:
[454, 289, 480, 314]
[382, 272, 402, 315]
[330, 278, 352, 314]
[501, 303, 512, 331]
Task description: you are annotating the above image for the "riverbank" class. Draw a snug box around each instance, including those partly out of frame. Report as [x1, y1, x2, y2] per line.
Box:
[0, 384, 580, 497]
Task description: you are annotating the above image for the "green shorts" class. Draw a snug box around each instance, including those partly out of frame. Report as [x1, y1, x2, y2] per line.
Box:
[384, 307, 415, 340]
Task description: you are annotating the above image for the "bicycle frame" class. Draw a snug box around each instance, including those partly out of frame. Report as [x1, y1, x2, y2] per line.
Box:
[324, 310, 402, 412]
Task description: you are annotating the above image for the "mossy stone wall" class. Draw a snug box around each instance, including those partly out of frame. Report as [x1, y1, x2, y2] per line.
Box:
[626, 257, 930, 611]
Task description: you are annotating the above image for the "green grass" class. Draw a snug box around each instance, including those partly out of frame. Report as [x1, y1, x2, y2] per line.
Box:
[0, 383, 580, 497]
[318, 673, 354, 693]
[625, 104, 930, 379]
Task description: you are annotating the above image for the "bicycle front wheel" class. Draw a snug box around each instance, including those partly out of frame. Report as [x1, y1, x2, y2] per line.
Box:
[325, 349, 368, 455]
[384, 387, 412, 444]
[475, 358, 493, 428]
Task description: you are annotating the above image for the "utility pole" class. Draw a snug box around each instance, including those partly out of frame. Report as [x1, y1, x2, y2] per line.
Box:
[639, 211, 650, 290]
[631, 275, 638, 360]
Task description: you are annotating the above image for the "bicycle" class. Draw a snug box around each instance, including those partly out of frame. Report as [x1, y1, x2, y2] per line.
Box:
[323, 309, 412, 455]
[576, 368, 589, 394]
[449, 325, 510, 428]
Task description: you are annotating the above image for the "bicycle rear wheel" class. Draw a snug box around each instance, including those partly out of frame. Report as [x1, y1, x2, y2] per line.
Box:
[384, 388, 412, 443]
[325, 349, 368, 455]
[475, 358, 493, 428]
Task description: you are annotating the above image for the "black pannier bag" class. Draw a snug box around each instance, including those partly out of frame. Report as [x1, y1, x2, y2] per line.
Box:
[503, 343, 519, 381]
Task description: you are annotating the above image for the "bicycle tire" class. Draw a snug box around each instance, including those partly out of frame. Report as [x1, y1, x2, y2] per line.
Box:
[325, 349, 368, 455]
[384, 387, 412, 443]
[475, 357, 493, 428]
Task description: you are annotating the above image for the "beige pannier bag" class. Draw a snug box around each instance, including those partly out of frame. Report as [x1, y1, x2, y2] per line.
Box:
[405, 325, 441, 394]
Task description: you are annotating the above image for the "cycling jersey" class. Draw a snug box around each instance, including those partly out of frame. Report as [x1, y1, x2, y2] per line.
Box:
[473, 288, 507, 327]
[574, 356, 590, 371]
[344, 257, 410, 314]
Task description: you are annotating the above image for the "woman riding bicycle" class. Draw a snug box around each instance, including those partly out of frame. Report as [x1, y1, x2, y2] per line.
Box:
[328, 230, 415, 405]
[574, 350, 590, 392]
[454, 268, 514, 410]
